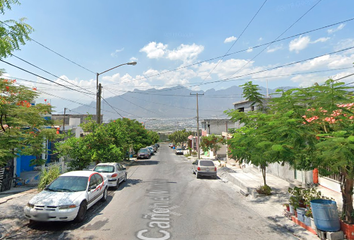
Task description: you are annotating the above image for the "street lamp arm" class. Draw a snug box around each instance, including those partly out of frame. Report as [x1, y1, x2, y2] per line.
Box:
[98, 61, 137, 75]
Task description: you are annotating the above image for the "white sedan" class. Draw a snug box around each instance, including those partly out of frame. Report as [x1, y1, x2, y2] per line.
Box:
[93, 162, 127, 190]
[24, 171, 108, 223]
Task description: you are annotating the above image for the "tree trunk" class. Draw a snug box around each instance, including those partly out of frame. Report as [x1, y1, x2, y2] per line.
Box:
[261, 165, 267, 186]
[340, 170, 354, 224]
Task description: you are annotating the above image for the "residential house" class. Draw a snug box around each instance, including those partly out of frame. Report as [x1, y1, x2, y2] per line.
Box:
[200, 119, 235, 159]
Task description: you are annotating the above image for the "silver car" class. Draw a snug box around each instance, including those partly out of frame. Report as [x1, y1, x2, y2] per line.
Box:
[192, 160, 217, 179]
[93, 163, 127, 190]
[24, 171, 108, 223]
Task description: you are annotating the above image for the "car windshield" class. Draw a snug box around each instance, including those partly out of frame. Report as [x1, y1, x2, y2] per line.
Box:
[46, 176, 88, 192]
[94, 165, 115, 173]
[200, 161, 215, 166]
[139, 149, 148, 153]
[176, 148, 182, 150]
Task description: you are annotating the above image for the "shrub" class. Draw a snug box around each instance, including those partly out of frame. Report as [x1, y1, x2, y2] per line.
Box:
[38, 165, 61, 191]
[257, 185, 272, 195]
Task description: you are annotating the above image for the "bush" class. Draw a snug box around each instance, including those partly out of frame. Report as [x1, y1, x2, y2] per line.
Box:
[257, 185, 272, 195]
[38, 165, 61, 191]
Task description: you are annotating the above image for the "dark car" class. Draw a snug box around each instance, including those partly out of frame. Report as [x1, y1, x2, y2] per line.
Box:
[137, 148, 150, 159]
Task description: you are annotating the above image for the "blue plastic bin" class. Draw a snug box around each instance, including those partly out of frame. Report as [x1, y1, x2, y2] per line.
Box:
[310, 199, 340, 232]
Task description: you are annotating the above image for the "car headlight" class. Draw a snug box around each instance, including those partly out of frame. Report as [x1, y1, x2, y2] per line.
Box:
[27, 203, 34, 208]
[58, 204, 77, 210]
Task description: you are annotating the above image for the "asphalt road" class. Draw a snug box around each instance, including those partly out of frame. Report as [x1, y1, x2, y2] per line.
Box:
[2, 143, 298, 240]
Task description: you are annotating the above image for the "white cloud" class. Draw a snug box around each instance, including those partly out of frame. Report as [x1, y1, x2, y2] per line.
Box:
[258, 37, 263, 41]
[289, 35, 311, 53]
[166, 43, 204, 64]
[224, 36, 237, 43]
[140, 42, 168, 59]
[267, 45, 283, 53]
[246, 47, 253, 53]
[110, 48, 124, 57]
[312, 37, 330, 44]
[327, 23, 345, 34]
[130, 57, 138, 62]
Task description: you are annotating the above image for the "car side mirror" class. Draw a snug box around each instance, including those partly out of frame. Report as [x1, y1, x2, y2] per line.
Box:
[90, 185, 97, 190]
[122, 167, 126, 170]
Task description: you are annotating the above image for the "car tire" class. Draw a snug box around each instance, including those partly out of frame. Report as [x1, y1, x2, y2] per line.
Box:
[192, 170, 195, 174]
[74, 201, 87, 223]
[114, 179, 119, 190]
[196, 172, 199, 179]
[101, 187, 108, 202]
[123, 173, 127, 182]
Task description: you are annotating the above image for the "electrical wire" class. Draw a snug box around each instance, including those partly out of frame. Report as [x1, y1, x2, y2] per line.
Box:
[12, 54, 93, 94]
[141, 16, 354, 82]
[30, 38, 96, 74]
[0, 59, 94, 95]
[198, 0, 268, 85]
[214, 0, 324, 89]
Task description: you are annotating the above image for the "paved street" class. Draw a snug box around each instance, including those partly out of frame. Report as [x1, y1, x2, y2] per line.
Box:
[1, 143, 309, 240]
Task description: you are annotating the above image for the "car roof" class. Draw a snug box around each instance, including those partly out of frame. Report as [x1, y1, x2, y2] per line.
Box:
[95, 163, 117, 166]
[61, 171, 97, 177]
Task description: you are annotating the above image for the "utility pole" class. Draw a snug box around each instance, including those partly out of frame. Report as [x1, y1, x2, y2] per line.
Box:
[190, 92, 204, 159]
[96, 83, 102, 124]
[63, 108, 66, 133]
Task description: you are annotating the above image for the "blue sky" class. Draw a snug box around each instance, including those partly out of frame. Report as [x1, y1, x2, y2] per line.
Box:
[2, 0, 354, 115]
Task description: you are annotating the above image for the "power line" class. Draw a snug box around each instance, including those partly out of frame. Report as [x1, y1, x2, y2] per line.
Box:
[101, 97, 143, 119]
[12, 54, 93, 94]
[30, 38, 96, 74]
[215, 0, 323, 88]
[0, 59, 93, 95]
[141, 15, 353, 82]
[198, 0, 268, 85]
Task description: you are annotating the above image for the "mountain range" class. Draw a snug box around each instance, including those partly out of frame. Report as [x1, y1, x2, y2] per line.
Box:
[73, 85, 280, 121]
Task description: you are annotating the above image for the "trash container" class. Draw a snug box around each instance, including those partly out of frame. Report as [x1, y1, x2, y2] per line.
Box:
[310, 199, 340, 232]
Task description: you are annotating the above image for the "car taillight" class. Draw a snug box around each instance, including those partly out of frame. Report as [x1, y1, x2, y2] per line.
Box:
[111, 173, 118, 177]
[214, 167, 217, 171]
[197, 167, 200, 171]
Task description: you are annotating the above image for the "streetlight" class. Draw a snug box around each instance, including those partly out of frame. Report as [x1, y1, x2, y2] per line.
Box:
[96, 61, 137, 124]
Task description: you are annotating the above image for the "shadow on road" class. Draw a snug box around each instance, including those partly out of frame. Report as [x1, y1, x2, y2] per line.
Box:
[131, 160, 159, 166]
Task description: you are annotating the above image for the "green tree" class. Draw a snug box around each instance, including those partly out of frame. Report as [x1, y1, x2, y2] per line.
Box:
[200, 134, 225, 157]
[0, 0, 33, 59]
[0, 77, 57, 166]
[169, 129, 192, 146]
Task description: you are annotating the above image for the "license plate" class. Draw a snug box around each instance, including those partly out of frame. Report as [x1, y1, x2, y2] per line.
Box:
[206, 169, 210, 172]
[36, 212, 48, 220]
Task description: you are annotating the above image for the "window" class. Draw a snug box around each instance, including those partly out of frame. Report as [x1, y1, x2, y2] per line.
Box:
[200, 161, 215, 166]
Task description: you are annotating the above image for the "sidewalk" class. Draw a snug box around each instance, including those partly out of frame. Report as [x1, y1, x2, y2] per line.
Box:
[186, 155, 344, 239]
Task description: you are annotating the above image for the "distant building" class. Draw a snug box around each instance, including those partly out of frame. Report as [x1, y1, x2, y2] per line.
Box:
[201, 119, 235, 135]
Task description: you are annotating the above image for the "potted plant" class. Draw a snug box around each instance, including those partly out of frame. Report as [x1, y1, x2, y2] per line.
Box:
[304, 208, 312, 226]
[288, 187, 305, 216]
[283, 203, 290, 212]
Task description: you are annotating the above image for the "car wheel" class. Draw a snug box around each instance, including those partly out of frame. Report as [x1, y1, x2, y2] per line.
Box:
[74, 201, 87, 223]
[192, 169, 195, 174]
[114, 179, 119, 190]
[196, 172, 199, 179]
[101, 187, 108, 202]
[123, 173, 127, 182]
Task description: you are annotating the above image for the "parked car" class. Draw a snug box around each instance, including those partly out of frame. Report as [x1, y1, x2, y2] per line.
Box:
[137, 148, 150, 159]
[93, 162, 127, 190]
[175, 147, 183, 155]
[192, 160, 217, 179]
[151, 145, 157, 152]
[169, 143, 174, 148]
[146, 146, 154, 155]
[24, 171, 108, 223]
